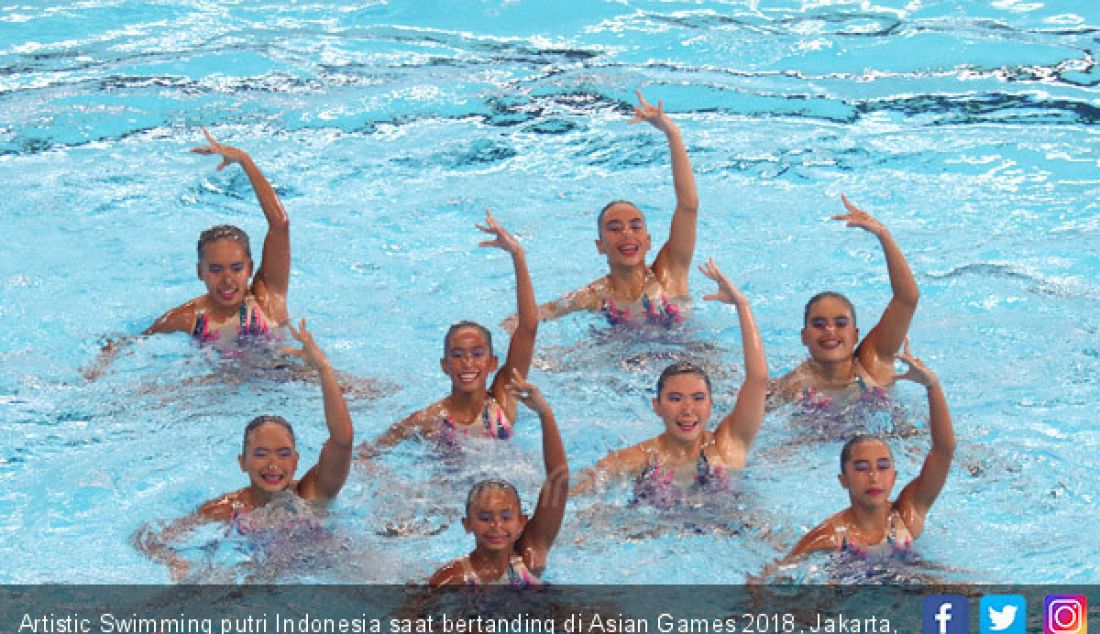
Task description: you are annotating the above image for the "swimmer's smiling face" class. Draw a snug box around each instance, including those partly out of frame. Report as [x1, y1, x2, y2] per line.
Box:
[198, 239, 253, 310]
[239, 422, 299, 494]
[441, 326, 499, 394]
[596, 202, 651, 267]
[802, 295, 859, 362]
[653, 373, 712, 443]
[462, 487, 526, 554]
[839, 439, 896, 507]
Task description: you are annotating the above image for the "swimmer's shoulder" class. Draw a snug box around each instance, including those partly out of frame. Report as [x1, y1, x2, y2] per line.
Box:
[197, 488, 248, 520]
[601, 437, 660, 473]
[145, 297, 205, 335]
[771, 361, 813, 397]
[790, 510, 847, 557]
[401, 400, 450, 438]
[428, 558, 465, 586]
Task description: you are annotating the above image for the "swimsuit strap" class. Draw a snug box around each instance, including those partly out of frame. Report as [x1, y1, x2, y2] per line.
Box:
[694, 451, 710, 485]
[239, 296, 270, 340]
[482, 395, 513, 440]
[192, 312, 213, 342]
[506, 555, 541, 587]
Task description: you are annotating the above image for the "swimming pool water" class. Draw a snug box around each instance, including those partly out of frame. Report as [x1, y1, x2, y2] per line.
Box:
[1, 0, 1097, 584]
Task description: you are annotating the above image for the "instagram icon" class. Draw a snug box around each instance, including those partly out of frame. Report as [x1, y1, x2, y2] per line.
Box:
[1045, 595, 1088, 634]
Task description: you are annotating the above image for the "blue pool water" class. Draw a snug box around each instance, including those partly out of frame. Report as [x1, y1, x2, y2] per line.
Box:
[1, 0, 1097, 584]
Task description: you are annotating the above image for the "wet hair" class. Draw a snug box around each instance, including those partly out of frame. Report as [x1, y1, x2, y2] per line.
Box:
[241, 415, 295, 455]
[596, 199, 641, 235]
[465, 478, 521, 516]
[655, 361, 712, 400]
[443, 320, 493, 357]
[839, 434, 891, 473]
[803, 291, 857, 327]
[197, 224, 252, 262]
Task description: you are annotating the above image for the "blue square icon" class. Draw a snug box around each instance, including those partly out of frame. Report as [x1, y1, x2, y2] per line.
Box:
[924, 595, 969, 634]
[981, 594, 1026, 634]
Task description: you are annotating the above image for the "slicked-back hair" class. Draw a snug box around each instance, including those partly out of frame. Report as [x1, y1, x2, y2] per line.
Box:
[803, 291, 856, 327]
[242, 415, 295, 455]
[655, 361, 712, 400]
[198, 224, 252, 262]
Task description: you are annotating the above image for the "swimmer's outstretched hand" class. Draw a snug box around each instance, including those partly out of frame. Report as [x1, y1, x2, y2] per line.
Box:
[283, 318, 331, 370]
[699, 258, 747, 306]
[833, 194, 887, 237]
[507, 368, 550, 415]
[893, 338, 938, 387]
[477, 209, 522, 255]
[629, 89, 672, 133]
[191, 128, 249, 172]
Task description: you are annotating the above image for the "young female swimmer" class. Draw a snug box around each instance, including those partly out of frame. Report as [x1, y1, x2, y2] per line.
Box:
[136, 319, 353, 580]
[85, 130, 289, 378]
[429, 370, 568, 586]
[769, 196, 919, 407]
[360, 211, 536, 455]
[570, 259, 768, 498]
[783, 342, 954, 560]
[505, 90, 698, 330]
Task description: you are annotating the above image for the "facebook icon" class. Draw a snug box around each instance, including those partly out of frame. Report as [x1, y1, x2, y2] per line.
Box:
[923, 595, 969, 634]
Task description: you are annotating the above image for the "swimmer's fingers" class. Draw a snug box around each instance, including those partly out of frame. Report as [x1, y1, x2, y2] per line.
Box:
[283, 318, 325, 365]
[476, 210, 520, 253]
[840, 193, 861, 215]
[893, 339, 935, 385]
[834, 196, 884, 233]
[190, 128, 221, 155]
[285, 317, 306, 341]
[697, 258, 744, 305]
[629, 90, 665, 125]
[507, 368, 546, 410]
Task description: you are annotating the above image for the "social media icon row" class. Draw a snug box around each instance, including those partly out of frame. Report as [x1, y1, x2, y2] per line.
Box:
[922, 593, 1088, 633]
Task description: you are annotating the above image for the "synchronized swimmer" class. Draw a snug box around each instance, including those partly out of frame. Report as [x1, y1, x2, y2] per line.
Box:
[101, 96, 952, 586]
[359, 211, 538, 455]
[570, 259, 767, 503]
[429, 371, 568, 586]
[136, 319, 353, 581]
[85, 131, 289, 380]
[505, 90, 699, 330]
[769, 196, 920, 412]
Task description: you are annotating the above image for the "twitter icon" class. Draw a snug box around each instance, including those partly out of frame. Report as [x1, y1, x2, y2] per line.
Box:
[981, 594, 1027, 634]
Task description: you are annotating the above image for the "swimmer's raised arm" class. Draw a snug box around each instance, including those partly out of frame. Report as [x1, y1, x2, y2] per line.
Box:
[508, 370, 569, 560]
[480, 211, 539, 416]
[192, 129, 290, 325]
[838, 195, 919, 382]
[283, 319, 353, 501]
[700, 259, 768, 467]
[637, 90, 698, 297]
[892, 342, 954, 538]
